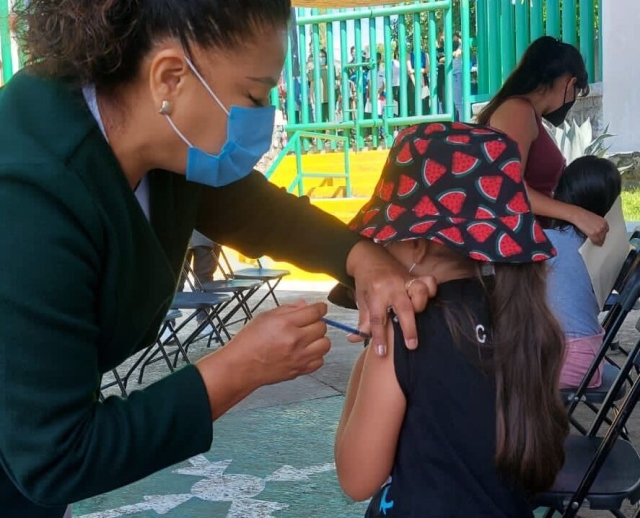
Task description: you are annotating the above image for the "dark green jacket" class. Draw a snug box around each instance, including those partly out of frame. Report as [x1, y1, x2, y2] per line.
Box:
[0, 70, 359, 517]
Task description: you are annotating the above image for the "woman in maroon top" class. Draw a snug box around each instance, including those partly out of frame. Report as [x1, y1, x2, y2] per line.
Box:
[477, 37, 608, 244]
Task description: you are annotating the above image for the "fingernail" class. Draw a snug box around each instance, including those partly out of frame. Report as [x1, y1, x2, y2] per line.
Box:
[376, 345, 387, 356]
[406, 338, 418, 349]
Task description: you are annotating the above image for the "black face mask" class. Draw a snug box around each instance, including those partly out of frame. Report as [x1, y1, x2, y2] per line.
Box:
[543, 83, 576, 127]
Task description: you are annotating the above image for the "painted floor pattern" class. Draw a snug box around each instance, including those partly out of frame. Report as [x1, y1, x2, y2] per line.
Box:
[74, 397, 369, 518]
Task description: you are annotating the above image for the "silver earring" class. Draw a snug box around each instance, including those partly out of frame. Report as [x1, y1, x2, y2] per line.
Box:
[158, 100, 172, 115]
[408, 262, 417, 274]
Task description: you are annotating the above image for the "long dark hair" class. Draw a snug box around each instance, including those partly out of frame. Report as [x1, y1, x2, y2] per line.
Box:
[444, 262, 567, 494]
[15, 0, 291, 90]
[552, 156, 621, 229]
[477, 36, 589, 125]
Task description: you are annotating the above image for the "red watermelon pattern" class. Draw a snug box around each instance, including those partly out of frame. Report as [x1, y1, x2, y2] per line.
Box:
[506, 192, 529, 214]
[379, 181, 395, 202]
[413, 195, 440, 217]
[532, 223, 547, 244]
[386, 204, 406, 221]
[446, 134, 471, 145]
[500, 215, 523, 232]
[362, 208, 379, 224]
[468, 222, 497, 243]
[345, 122, 554, 264]
[497, 233, 523, 258]
[477, 176, 504, 202]
[438, 189, 466, 215]
[423, 159, 447, 186]
[438, 227, 464, 245]
[469, 251, 492, 262]
[414, 138, 430, 155]
[452, 152, 480, 176]
[483, 139, 507, 162]
[375, 225, 398, 241]
[397, 174, 418, 198]
[424, 123, 447, 135]
[475, 206, 496, 220]
[360, 227, 377, 238]
[501, 159, 522, 183]
[396, 142, 413, 165]
[410, 220, 437, 234]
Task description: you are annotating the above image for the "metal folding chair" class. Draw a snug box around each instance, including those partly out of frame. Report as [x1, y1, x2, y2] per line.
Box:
[215, 246, 290, 314]
[121, 309, 189, 387]
[181, 258, 261, 329]
[564, 261, 640, 436]
[535, 312, 640, 517]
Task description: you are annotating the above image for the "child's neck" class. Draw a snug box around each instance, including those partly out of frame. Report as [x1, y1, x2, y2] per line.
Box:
[413, 256, 477, 285]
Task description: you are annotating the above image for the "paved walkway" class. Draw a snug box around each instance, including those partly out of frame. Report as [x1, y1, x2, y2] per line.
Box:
[75, 287, 640, 518]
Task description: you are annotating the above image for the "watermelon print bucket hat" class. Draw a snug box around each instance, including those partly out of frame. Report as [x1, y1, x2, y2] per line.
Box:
[328, 122, 555, 309]
[346, 121, 556, 263]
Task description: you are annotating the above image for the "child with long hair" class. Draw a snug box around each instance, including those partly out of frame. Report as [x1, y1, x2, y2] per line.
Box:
[332, 122, 568, 517]
[547, 156, 622, 389]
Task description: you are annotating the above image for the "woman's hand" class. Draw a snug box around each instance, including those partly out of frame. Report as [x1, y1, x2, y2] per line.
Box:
[571, 207, 609, 246]
[196, 301, 330, 419]
[346, 241, 437, 356]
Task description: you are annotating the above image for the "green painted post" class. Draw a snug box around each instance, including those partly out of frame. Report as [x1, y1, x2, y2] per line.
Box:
[562, 0, 577, 46]
[383, 15, 394, 147]
[339, 17, 350, 129]
[547, 0, 560, 38]
[444, 1, 454, 119]
[580, 0, 595, 81]
[530, 0, 544, 40]
[369, 16, 379, 148]
[500, 0, 515, 82]
[354, 17, 364, 148]
[461, 0, 471, 122]
[326, 20, 338, 150]
[284, 32, 296, 128]
[297, 24, 311, 152]
[1, 0, 13, 84]
[412, 12, 422, 117]
[597, 0, 603, 82]
[486, 0, 501, 94]
[295, 137, 304, 197]
[475, 0, 489, 96]
[311, 15, 322, 138]
[428, 9, 438, 115]
[398, 14, 409, 118]
[514, 0, 528, 62]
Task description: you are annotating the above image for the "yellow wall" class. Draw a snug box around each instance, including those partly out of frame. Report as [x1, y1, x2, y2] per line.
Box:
[230, 150, 388, 282]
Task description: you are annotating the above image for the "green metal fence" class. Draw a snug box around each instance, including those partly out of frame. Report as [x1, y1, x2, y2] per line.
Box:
[279, 0, 602, 150]
[1, 0, 602, 138]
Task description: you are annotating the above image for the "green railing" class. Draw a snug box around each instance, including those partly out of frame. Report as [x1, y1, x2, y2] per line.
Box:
[277, 1, 602, 149]
[1, 0, 602, 135]
[266, 131, 351, 197]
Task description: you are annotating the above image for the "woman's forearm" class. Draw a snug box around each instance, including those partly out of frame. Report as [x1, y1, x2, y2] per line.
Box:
[526, 183, 576, 223]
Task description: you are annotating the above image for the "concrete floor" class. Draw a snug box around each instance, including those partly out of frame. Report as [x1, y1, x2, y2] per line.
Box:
[75, 286, 640, 518]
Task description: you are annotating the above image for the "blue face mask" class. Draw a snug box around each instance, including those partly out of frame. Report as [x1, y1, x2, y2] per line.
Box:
[164, 57, 275, 188]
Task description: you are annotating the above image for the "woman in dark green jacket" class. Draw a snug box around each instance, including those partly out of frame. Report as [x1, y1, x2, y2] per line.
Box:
[0, 1, 436, 516]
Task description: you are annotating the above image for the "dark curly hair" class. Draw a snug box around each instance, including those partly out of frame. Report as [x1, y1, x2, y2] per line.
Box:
[15, 0, 291, 90]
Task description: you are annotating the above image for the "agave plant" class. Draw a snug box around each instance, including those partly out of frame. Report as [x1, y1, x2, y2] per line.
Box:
[544, 118, 614, 165]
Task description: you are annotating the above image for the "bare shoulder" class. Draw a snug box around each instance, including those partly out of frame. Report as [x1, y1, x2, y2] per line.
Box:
[490, 98, 539, 138]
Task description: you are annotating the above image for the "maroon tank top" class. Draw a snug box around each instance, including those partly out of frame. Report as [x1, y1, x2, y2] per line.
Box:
[491, 97, 565, 198]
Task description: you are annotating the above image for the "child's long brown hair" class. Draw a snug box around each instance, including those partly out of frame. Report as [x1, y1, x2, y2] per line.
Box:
[443, 261, 567, 494]
[489, 263, 567, 493]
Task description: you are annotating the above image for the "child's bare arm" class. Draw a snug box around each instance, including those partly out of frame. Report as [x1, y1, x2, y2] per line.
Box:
[335, 324, 406, 501]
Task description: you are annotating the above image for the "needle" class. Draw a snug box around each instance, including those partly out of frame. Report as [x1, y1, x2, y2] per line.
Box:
[322, 317, 371, 340]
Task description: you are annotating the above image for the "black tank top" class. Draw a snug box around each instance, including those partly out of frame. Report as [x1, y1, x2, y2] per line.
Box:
[365, 278, 533, 518]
